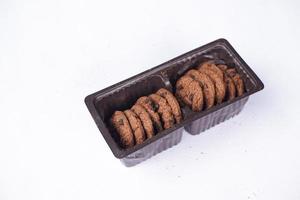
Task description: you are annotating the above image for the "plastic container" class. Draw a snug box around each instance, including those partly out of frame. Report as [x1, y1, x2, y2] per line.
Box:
[85, 38, 264, 167]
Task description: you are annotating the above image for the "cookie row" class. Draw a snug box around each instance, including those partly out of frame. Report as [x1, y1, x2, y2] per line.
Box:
[110, 88, 182, 148]
[176, 60, 245, 111]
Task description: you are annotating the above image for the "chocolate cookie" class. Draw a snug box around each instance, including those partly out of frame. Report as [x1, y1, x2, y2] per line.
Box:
[176, 75, 204, 112]
[136, 96, 163, 133]
[175, 75, 194, 107]
[199, 61, 224, 79]
[156, 88, 182, 124]
[149, 94, 175, 129]
[189, 80, 204, 112]
[226, 68, 245, 96]
[131, 104, 155, 139]
[186, 69, 215, 109]
[124, 110, 146, 145]
[198, 62, 226, 104]
[110, 111, 134, 148]
[217, 65, 236, 100]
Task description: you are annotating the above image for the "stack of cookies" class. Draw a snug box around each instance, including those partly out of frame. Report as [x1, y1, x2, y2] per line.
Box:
[110, 60, 246, 149]
[176, 60, 245, 111]
[110, 88, 182, 149]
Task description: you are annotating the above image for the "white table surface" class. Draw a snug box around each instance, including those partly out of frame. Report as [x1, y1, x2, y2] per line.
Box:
[1, 0, 300, 199]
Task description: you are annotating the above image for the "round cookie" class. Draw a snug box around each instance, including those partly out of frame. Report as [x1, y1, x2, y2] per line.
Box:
[124, 110, 146, 145]
[176, 75, 204, 112]
[131, 104, 155, 139]
[156, 88, 182, 124]
[188, 80, 204, 112]
[224, 74, 236, 100]
[175, 75, 194, 107]
[199, 61, 224, 79]
[226, 68, 245, 97]
[198, 63, 226, 104]
[110, 111, 134, 148]
[149, 94, 175, 129]
[186, 69, 215, 109]
[136, 96, 163, 133]
[217, 65, 236, 100]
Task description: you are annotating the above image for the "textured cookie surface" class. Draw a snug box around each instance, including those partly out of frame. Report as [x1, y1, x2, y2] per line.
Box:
[124, 110, 145, 145]
[176, 75, 204, 112]
[156, 88, 182, 124]
[136, 96, 163, 133]
[186, 69, 215, 109]
[110, 111, 134, 148]
[149, 94, 175, 129]
[189, 80, 204, 112]
[131, 104, 155, 139]
[226, 68, 245, 96]
[175, 75, 194, 106]
[217, 65, 236, 100]
[198, 63, 226, 104]
[199, 61, 224, 79]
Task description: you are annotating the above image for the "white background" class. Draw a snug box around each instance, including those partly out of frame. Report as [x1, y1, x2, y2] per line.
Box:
[1, 0, 300, 199]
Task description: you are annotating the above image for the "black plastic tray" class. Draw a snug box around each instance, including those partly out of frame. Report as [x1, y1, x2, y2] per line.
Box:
[85, 38, 264, 167]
